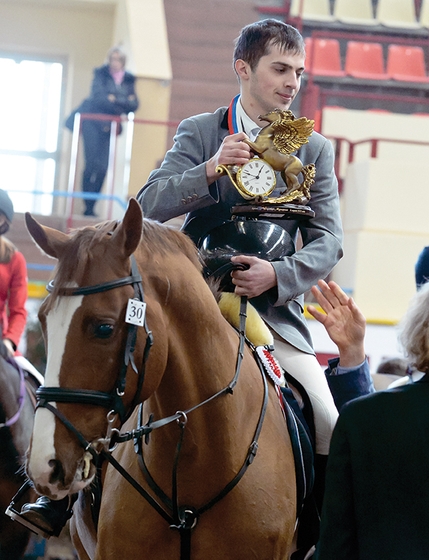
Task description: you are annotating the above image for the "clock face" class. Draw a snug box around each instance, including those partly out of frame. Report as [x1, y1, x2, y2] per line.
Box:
[236, 158, 276, 199]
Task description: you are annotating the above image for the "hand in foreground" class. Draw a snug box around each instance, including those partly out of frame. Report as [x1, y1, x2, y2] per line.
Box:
[307, 280, 366, 368]
[230, 255, 276, 299]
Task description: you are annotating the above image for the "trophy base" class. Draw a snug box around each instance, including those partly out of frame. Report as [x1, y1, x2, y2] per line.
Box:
[231, 202, 315, 220]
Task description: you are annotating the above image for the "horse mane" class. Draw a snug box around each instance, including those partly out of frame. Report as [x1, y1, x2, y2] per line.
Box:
[47, 218, 204, 307]
[141, 219, 203, 272]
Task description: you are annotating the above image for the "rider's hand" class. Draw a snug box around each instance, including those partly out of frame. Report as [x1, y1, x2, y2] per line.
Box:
[206, 132, 251, 183]
[230, 255, 277, 299]
[2, 338, 15, 357]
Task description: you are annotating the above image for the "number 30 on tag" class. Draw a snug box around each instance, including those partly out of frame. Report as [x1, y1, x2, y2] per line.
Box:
[125, 298, 146, 327]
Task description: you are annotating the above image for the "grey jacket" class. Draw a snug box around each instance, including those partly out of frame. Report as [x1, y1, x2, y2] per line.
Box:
[137, 106, 343, 353]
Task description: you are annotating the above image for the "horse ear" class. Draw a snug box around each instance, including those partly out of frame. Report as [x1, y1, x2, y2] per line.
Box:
[25, 212, 69, 259]
[110, 198, 143, 258]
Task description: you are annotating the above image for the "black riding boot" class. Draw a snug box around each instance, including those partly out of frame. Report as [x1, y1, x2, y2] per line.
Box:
[7, 494, 75, 538]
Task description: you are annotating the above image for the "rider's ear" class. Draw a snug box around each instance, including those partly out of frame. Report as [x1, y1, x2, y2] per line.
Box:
[235, 59, 251, 81]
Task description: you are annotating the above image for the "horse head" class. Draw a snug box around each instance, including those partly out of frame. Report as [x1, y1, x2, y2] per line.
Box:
[24, 199, 167, 499]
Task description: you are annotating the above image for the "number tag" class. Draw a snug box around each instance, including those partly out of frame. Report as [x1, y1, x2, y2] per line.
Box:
[125, 299, 146, 327]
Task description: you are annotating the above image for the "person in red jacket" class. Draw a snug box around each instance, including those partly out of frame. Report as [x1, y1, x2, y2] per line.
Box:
[0, 189, 27, 357]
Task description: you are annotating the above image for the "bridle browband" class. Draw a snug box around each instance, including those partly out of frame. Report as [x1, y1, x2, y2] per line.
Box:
[35, 253, 270, 560]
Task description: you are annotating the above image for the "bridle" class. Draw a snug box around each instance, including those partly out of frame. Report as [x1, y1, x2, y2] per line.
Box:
[35, 254, 270, 560]
[37, 255, 153, 423]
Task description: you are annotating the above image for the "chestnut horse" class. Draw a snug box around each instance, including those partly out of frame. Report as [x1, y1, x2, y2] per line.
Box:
[0, 349, 38, 559]
[24, 198, 296, 560]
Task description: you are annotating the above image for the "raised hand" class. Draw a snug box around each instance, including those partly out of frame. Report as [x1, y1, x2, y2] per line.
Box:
[307, 279, 366, 368]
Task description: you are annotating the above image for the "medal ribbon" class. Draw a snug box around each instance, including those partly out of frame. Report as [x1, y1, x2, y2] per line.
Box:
[227, 94, 240, 135]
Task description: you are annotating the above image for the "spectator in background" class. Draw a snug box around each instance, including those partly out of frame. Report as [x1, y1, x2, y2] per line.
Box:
[66, 46, 139, 216]
[314, 281, 429, 560]
[415, 245, 429, 289]
[0, 190, 27, 358]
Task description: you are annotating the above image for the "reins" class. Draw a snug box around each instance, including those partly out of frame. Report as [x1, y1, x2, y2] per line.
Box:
[35, 255, 270, 560]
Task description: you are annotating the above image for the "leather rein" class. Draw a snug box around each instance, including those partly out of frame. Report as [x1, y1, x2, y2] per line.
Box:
[35, 255, 270, 560]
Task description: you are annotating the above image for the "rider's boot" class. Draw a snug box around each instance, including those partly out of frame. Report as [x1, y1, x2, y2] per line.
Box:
[7, 494, 75, 539]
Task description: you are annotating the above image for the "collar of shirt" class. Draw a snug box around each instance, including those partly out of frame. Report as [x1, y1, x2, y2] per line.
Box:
[235, 96, 261, 141]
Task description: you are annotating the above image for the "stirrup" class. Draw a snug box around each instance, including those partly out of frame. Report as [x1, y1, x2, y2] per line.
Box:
[5, 504, 54, 539]
[5, 480, 54, 539]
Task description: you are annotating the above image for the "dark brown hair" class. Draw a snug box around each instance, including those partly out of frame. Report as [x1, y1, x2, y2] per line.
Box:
[233, 18, 305, 72]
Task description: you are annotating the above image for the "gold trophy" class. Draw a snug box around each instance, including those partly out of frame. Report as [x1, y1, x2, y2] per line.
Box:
[216, 109, 316, 218]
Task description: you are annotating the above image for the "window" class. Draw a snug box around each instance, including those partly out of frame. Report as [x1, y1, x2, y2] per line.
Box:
[0, 56, 63, 215]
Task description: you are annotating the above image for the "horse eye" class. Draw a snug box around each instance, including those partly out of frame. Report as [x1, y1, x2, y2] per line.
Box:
[94, 323, 114, 339]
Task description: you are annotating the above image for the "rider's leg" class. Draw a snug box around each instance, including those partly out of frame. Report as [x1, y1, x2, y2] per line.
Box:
[271, 332, 338, 457]
[271, 334, 337, 551]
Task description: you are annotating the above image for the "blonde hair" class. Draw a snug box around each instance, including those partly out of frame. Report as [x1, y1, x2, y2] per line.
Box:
[0, 236, 16, 264]
[398, 282, 429, 373]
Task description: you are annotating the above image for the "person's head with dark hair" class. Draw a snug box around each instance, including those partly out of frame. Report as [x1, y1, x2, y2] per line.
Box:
[232, 19, 306, 124]
[233, 18, 305, 74]
[415, 246, 429, 289]
[376, 357, 409, 377]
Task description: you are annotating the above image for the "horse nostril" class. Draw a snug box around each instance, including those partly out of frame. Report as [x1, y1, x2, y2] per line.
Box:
[48, 458, 65, 485]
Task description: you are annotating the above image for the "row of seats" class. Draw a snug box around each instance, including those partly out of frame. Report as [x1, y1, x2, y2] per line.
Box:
[291, 0, 428, 29]
[305, 38, 429, 82]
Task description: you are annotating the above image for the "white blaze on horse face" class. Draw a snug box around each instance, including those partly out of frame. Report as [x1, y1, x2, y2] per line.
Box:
[29, 295, 84, 489]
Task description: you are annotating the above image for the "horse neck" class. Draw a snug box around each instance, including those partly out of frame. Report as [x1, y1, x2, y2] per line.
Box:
[143, 262, 242, 407]
[149, 292, 257, 435]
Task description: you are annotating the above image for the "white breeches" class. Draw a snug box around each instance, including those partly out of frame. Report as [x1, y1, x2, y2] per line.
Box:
[271, 332, 338, 455]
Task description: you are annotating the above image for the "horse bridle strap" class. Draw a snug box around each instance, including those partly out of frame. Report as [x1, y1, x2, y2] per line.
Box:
[109, 295, 249, 448]
[38, 255, 153, 423]
[37, 387, 116, 408]
[129, 297, 269, 560]
[46, 274, 143, 296]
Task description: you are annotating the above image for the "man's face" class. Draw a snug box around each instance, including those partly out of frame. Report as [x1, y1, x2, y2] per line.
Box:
[240, 43, 305, 120]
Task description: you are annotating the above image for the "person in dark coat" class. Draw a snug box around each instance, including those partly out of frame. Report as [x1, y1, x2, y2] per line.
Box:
[68, 46, 139, 216]
[415, 245, 429, 289]
[314, 281, 429, 560]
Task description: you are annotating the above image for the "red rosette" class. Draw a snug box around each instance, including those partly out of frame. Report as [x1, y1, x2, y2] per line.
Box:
[255, 346, 285, 386]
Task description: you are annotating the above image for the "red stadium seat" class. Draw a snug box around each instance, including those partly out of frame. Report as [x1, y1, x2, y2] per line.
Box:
[345, 41, 388, 80]
[387, 45, 429, 82]
[305, 38, 345, 77]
